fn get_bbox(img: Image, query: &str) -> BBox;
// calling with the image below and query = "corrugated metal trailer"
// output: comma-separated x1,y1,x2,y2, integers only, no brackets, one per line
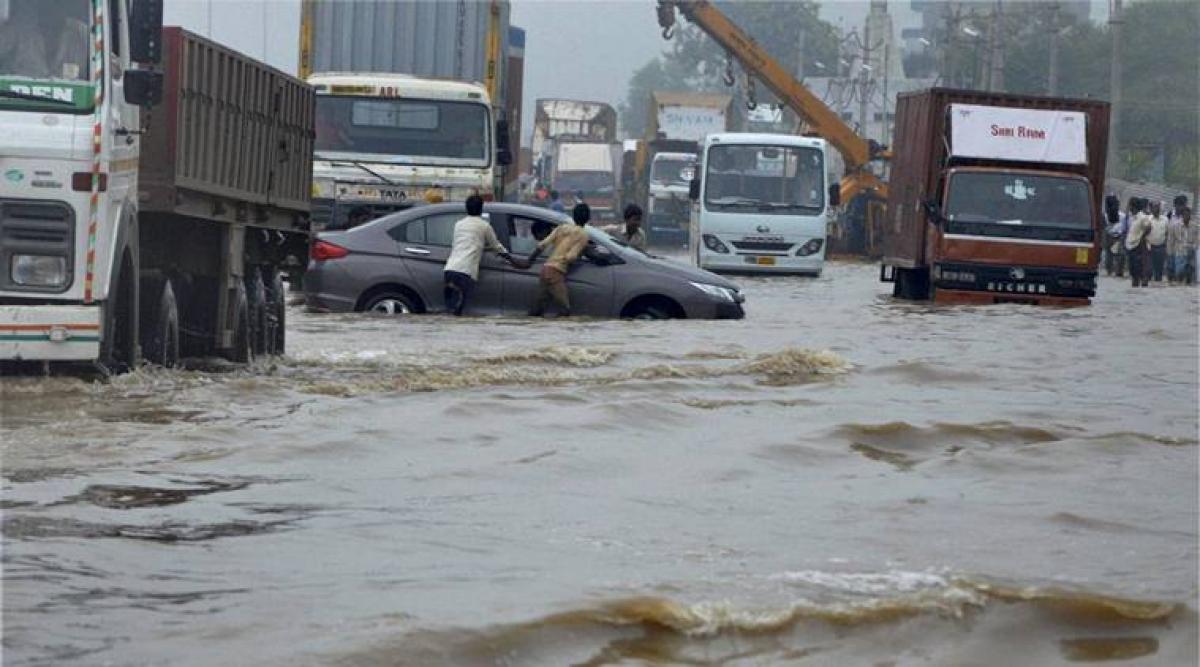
139,27,314,230
308,0,510,104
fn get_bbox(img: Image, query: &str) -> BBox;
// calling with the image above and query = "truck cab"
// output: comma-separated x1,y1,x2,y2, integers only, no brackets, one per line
309,73,511,229
690,133,831,276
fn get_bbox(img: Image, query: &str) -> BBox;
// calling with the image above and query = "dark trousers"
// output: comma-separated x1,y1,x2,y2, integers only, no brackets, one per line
1150,244,1167,281
1128,246,1150,286
443,270,475,316
1105,239,1125,276
529,265,570,316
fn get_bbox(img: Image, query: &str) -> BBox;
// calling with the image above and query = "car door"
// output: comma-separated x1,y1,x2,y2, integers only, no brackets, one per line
388,212,504,314
499,214,616,316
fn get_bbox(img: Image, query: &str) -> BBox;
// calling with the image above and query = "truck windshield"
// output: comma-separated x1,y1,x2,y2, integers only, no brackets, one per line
0,0,91,109
555,171,613,193
945,172,1092,229
704,144,824,214
314,96,490,167
651,158,693,186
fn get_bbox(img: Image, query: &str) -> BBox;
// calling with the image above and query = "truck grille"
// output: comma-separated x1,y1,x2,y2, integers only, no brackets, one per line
0,199,75,293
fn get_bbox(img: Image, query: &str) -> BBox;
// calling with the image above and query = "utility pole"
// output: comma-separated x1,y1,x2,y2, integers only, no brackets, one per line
1047,2,1060,95
1108,0,1123,178
989,0,1005,92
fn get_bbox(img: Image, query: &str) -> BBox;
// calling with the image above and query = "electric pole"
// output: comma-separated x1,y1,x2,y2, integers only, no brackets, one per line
1047,2,1060,95
1108,0,1123,178
989,0,1005,92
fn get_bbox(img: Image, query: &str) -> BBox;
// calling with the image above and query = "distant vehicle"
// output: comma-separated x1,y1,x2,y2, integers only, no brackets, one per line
646,151,697,247
552,142,619,220
691,133,833,276
304,203,745,319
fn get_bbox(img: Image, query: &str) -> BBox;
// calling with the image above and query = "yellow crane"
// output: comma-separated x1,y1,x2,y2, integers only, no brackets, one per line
656,1,889,224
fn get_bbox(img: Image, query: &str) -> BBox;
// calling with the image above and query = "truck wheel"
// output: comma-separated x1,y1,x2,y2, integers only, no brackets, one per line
99,253,138,374
225,282,252,364
246,270,269,357
141,276,180,368
265,268,286,355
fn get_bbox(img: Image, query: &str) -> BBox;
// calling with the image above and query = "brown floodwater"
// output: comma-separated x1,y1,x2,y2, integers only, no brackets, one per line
2,261,1197,666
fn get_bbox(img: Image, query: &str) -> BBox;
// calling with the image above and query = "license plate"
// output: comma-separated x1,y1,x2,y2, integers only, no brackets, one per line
755,256,776,266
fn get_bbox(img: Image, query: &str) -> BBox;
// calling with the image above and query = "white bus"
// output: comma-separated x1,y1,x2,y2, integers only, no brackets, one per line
691,133,832,276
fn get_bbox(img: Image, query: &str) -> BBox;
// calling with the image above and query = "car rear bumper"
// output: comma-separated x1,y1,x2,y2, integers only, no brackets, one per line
0,305,101,361
700,253,824,275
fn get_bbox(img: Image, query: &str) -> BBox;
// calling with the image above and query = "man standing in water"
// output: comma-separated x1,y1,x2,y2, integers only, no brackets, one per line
442,195,519,316
1125,198,1152,287
622,203,647,251
521,203,593,316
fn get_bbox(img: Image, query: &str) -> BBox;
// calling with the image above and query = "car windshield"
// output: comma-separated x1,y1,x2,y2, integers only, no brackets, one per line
314,95,490,167
651,157,694,186
945,172,1092,229
704,144,824,214
0,0,92,109
555,171,613,193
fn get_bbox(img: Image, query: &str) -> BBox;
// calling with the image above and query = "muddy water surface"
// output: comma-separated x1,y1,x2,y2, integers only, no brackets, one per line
2,262,1197,666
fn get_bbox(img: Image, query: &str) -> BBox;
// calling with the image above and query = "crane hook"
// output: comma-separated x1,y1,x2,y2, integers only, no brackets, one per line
722,53,736,87
656,1,676,40
745,76,758,110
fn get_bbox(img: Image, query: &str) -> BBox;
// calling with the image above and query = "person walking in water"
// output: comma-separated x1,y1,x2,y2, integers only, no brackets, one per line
622,203,647,251
1124,198,1152,288
549,190,566,214
521,203,594,316
1147,201,1169,283
442,195,519,316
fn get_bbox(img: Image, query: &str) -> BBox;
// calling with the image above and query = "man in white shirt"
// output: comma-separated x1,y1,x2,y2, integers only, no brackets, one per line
1124,198,1152,287
1147,201,1170,282
443,195,518,315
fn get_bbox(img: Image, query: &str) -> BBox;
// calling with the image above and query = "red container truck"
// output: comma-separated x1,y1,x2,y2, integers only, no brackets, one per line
881,88,1110,306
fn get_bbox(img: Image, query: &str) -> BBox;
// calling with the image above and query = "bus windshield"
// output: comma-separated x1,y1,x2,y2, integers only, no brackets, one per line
315,95,490,168
945,172,1092,229
704,144,824,214
651,156,694,186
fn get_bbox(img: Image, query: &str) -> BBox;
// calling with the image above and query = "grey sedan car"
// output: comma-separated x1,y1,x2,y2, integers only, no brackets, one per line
304,203,745,319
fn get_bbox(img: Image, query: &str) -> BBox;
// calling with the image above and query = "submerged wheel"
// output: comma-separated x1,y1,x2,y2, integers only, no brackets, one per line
265,268,286,355
225,281,252,363
364,291,417,315
247,270,269,357
140,276,180,368
99,252,138,374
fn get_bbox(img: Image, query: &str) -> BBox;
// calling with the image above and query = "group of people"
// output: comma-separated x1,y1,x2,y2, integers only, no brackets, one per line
440,196,650,317
1104,194,1196,287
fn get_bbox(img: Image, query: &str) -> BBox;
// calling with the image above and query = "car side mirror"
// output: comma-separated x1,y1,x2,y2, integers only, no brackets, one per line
828,183,841,208
130,0,164,65
124,69,164,107
688,178,700,201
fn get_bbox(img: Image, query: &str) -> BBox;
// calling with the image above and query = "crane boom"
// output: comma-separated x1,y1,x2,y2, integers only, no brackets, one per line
658,0,884,174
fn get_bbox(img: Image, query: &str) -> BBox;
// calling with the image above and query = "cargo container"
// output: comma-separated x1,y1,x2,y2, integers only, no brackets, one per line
1,0,314,370
530,99,618,161
648,91,733,143
880,88,1109,306
502,26,526,198
306,0,511,104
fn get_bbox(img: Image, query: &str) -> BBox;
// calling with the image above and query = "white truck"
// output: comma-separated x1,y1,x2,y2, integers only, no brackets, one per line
552,142,618,220
0,0,314,371
308,73,513,230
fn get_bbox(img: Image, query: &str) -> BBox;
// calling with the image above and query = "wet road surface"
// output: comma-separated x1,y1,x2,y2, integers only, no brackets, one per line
2,261,1197,666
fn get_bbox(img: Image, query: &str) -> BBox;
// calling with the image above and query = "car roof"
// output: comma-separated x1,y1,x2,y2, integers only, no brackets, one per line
389,202,573,221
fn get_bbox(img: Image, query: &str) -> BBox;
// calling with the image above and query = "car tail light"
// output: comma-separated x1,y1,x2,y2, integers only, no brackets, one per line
311,239,349,261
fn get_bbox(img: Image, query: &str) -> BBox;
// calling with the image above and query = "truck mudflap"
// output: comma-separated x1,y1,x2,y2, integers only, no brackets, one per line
0,305,102,361
932,288,1090,307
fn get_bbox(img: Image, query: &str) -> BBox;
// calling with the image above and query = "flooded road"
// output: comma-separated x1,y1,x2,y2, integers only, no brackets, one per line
2,261,1197,666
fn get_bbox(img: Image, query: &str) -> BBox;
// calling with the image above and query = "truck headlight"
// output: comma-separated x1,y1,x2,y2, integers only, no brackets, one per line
312,178,336,198
689,281,737,302
11,255,68,287
796,238,824,256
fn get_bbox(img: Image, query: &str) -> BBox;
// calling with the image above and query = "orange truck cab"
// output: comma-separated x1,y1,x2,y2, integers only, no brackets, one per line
881,89,1110,306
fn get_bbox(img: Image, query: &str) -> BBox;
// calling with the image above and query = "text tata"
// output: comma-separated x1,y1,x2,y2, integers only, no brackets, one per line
990,124,1047,140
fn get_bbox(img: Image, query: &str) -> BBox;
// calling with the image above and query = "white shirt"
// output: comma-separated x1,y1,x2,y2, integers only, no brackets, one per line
1146,215,1169,247
443,216,506,281
1125,213,1153,250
